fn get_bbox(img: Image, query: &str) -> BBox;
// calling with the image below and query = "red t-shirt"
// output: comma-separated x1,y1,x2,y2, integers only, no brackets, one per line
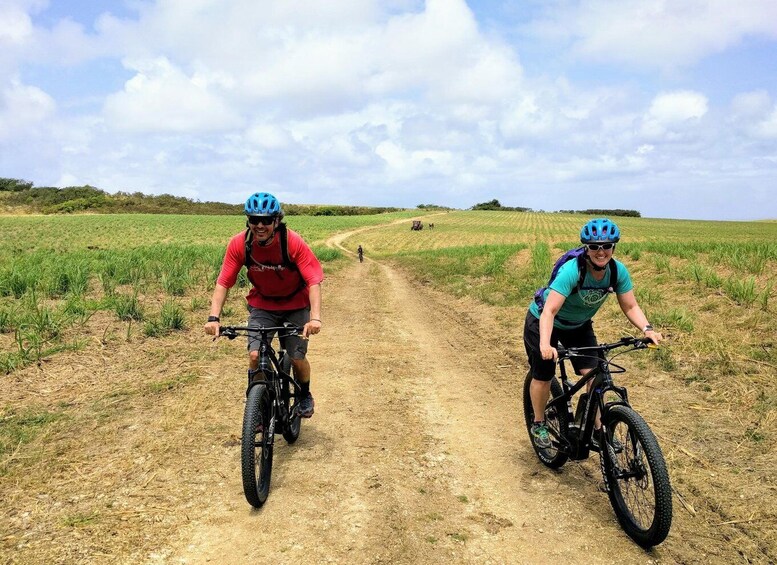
217,227,324,310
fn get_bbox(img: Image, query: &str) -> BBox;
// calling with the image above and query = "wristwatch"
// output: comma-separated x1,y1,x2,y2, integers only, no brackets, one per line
207,315,220,323
643,324,654,332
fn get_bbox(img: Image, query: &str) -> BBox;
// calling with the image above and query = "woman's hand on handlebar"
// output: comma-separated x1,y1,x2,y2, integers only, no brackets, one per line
540,343,558,362
644,328,663,346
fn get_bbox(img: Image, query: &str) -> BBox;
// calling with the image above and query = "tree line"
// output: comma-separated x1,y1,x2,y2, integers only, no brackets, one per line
472,198,640,217
0,178,403,216
0,178,640,217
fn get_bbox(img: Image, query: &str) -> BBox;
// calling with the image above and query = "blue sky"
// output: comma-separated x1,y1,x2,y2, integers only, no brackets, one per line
2,0,777,220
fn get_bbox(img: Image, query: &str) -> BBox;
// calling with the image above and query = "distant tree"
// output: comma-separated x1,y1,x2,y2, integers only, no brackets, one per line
558,208,641,218
471,199,531,212
472,199,502,210
0,178,34,192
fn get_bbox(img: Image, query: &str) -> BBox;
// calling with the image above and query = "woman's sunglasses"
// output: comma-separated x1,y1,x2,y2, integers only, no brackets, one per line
247,216,276,226
586,243,615,251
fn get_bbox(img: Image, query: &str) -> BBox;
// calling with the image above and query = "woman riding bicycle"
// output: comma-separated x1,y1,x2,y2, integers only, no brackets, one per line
523,218,662,449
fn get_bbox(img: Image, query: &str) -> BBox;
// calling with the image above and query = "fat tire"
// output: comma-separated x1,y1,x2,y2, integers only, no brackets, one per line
602,405,672,547
242,384,272,508
522,371,570,469
280,353,301,444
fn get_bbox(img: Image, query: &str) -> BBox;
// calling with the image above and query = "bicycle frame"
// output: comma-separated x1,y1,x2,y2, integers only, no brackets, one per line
221,325,303,443
546,339,639,460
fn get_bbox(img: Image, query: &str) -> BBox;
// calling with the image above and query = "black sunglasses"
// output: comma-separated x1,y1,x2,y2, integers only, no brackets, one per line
247,216,276,226
586,243,615,251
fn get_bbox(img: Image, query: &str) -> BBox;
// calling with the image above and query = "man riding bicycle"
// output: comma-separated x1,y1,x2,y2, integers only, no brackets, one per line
204,192,324,418
523,219,662,448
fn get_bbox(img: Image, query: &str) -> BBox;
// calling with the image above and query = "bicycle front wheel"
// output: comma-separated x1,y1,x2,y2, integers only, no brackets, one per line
522,371,569,469
242,384,273,508
602,405,672,547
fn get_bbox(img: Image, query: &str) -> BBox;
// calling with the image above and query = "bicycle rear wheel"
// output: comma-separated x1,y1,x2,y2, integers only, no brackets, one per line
242,384,273,508
602,405,672,547
522,371,569,468
280,353,301,444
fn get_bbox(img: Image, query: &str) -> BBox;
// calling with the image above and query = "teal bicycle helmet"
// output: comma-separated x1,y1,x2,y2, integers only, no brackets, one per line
580,218,620,243
244,192,282,217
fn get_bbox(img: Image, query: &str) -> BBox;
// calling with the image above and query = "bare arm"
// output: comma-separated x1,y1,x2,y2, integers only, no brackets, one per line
539,290,566,361
204,283,229,336
616,290,662,344
303,283,322,338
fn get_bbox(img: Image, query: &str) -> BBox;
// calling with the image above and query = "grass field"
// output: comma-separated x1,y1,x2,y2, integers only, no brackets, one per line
2,210,776,561
0,212,419,373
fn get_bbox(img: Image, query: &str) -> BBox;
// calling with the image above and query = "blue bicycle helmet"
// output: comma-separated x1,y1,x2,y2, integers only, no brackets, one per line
244,192,282,217
580,218,620,243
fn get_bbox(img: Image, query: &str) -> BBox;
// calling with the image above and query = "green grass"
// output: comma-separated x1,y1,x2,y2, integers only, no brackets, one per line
61,512,100,528
392,243,529,305
2,211,776,387
0,408,65,459
145,373,198,394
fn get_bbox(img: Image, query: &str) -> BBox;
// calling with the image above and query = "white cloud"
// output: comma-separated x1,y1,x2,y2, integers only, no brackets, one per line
0,5,34,44
0,78,56,140
731,90,772,118
648,91,708,123
244,123,295,150
729,90,777,139
531,0,777,70
754,108,777,138
641,90,708,138
103,57,242,132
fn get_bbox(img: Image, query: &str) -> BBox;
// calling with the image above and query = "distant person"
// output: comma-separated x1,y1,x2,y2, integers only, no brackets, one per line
357,245,364,263
204,192,324,418
524,218,662,449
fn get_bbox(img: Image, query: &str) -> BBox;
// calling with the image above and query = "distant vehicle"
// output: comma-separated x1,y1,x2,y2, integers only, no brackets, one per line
411,220,423,231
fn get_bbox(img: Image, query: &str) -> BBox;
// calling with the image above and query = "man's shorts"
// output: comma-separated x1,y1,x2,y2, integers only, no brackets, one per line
247,306,310,360
523,310,598,382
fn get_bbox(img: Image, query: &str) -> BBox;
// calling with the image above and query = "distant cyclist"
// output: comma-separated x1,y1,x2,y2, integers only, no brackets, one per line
357,245,364,263
524,218,662,448
204,192,324,418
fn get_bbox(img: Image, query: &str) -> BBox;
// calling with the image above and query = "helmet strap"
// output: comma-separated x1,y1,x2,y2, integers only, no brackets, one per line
585,254,607,272
256,225,276,246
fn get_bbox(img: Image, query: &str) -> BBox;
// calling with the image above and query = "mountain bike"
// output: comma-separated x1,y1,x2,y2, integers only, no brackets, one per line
522,336,672,547
219,324,304,508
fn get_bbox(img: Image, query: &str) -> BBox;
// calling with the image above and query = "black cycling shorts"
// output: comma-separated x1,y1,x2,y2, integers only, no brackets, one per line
523,310,598,382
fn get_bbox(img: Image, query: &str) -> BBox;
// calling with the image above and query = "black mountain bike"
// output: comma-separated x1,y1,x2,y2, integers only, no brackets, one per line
522,336,672,547
219,324,304,508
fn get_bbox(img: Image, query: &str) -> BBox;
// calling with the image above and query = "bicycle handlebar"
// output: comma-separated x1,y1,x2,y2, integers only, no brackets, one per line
556,336,653,360
218,324,304,340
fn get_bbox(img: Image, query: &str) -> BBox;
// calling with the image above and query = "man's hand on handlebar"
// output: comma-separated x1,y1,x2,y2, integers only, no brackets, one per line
303,319,322,339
